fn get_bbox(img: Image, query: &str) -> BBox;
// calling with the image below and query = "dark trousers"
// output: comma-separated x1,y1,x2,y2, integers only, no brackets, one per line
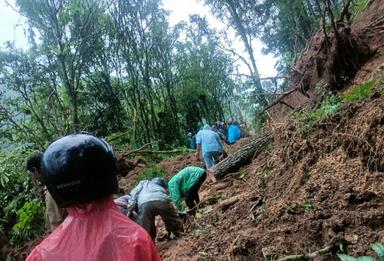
137,199,182,240
185,172,207,214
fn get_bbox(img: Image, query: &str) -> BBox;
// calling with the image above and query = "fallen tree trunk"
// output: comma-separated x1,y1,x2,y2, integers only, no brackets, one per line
212,132,273,179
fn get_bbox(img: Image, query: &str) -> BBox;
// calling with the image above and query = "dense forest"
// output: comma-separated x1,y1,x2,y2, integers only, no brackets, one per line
0,0,376,258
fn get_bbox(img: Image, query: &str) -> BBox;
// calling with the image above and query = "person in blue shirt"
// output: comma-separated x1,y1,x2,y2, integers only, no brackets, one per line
227,119,241,144
196,124,225,169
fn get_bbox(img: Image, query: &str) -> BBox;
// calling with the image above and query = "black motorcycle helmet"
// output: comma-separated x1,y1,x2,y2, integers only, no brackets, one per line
42,134,118,208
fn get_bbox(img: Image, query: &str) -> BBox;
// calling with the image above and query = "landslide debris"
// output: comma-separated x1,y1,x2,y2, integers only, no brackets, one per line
156,1,384,260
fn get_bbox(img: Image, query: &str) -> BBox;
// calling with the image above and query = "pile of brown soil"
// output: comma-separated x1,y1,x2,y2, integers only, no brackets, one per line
116,155,148,192
158,154,204,175
158,89,384,261
157,2,384,260
269,0,384,121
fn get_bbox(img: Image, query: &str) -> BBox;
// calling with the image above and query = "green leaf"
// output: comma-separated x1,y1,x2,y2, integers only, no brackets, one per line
238,171,247,178
371,243,384,260
302,202,313,212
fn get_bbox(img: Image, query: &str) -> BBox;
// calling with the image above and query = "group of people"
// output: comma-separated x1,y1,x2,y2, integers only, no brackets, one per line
187,119,242,150
187,119,242,171
25,133,212,261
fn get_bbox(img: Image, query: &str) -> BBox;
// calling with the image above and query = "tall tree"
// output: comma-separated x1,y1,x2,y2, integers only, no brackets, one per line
0,45,68,146
16,0,108,131
174,16,235,131
202,0,268,107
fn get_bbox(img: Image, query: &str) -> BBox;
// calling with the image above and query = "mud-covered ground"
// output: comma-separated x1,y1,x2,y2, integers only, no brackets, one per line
154,2,384,260
155,92,384,261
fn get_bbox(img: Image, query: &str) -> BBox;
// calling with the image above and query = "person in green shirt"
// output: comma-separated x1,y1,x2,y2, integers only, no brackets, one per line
168,166,207,218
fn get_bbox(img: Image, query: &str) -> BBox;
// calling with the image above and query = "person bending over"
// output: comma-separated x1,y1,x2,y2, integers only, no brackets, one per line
168,166,207,218
115,177,182,241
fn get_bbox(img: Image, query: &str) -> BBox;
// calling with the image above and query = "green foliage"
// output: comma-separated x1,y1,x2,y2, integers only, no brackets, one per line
1,0,239,151
380,80,384,95
337,242,384,261
237,170,248,179
214,191,226,202
256,166,273,188
106,132,133,152
286,204,298,215
294,81,375,135
343,80,374,102
175,16,235,132
302,201,313,212
253,110,268,134
0,167,10,187
294,94,342,135
141,149,191,165
11,199,44,246
134,165,167,186
285,201,313,214
351,0,372,18
0,147,44,247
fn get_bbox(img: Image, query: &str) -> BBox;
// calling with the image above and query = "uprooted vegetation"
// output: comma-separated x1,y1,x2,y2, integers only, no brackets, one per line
156,1,384,260
270,0,384,118
157,81,384,260
3,1,383,260
293,79,377,135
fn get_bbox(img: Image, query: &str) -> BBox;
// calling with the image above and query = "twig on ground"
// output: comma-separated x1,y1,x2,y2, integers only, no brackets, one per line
277,245,335,261
334,132,375,152
241,176,258,191
279,100,295,110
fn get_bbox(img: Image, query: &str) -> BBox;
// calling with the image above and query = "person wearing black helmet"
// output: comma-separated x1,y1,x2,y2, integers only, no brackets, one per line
26,134,161,261
116,177,183,241
26,152,67,232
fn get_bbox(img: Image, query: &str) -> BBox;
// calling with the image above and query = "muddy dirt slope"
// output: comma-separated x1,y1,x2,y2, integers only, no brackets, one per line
156,2,384,260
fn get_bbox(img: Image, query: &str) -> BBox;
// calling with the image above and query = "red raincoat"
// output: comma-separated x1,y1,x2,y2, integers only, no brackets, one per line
27,197,162,261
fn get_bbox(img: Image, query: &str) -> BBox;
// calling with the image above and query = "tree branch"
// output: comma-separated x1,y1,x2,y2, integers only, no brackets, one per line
120,141,159,157
339,0,352,23
256,87,300,115
277,245,335,261
325,0,340,39
279,100,294,110
4,0,20,14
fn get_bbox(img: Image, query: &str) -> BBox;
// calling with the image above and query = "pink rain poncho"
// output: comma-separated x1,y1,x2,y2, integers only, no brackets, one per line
26,197,162,261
